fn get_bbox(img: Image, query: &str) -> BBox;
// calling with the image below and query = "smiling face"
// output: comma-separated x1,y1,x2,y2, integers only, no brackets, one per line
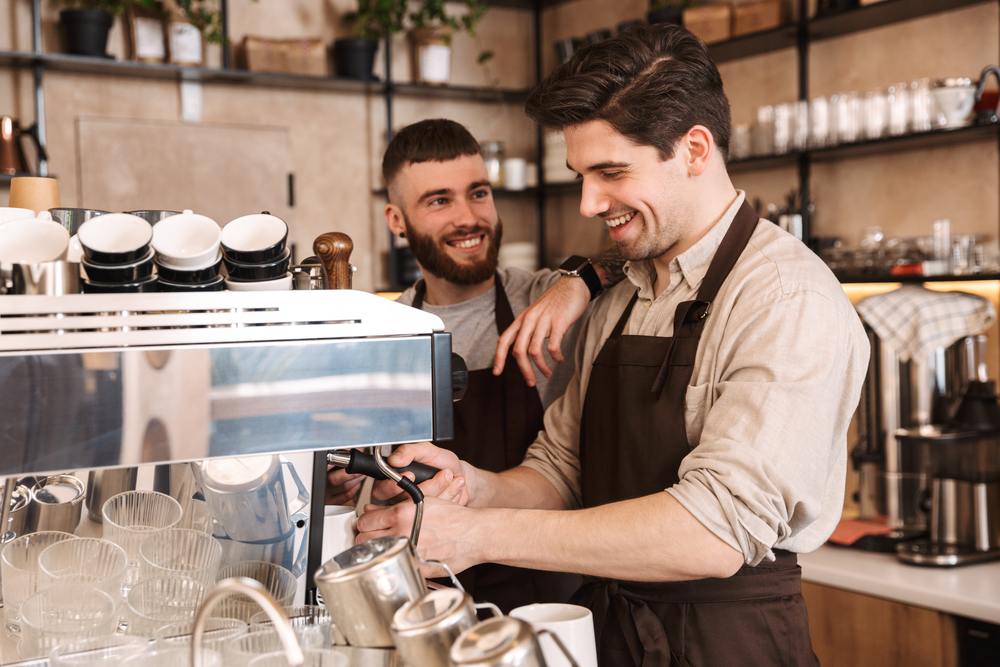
388,154,502,286
565,120,695,265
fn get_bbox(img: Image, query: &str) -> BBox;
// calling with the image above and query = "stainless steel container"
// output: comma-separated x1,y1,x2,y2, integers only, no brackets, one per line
391,587,485,667
123,210,180,225
314,536,426,648
930,478,1000,551
10,261,79,296
1,483,32,538
27,474,85,533
48,208,109,236
86,467,138,524
450,617,550,667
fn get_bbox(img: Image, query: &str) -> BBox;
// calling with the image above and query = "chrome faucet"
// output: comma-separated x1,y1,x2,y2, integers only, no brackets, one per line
191,577,304,667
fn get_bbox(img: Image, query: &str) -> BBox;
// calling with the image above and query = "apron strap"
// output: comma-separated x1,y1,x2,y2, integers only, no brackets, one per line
574,579,672,667
649,200,760,396
610,291,641,340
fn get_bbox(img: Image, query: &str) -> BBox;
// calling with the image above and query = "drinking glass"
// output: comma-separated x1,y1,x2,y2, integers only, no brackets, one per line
49,635,149,666
250,605,340,648
887,82,910,135
38,538,127,615
835,92,861,144
121,647,222,667
863,90,888,140
249,648,348,667
124,575,206,638
154,617,247,651
1,530,78,635
139,528,222,590
773,103,793,155
910,78,934,132
18,584,117,658
792,100,810,151
102,491,182,589
223,629,289,664
213,561,297,622
810,96,831,148
753,105,774,155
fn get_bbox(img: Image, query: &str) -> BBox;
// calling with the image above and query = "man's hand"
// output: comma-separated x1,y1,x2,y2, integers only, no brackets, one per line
325,467,365,506
494,276,590,385
371,442,472,506
356,496,481,577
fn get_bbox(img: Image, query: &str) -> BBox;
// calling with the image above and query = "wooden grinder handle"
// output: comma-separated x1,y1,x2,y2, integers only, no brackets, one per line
313,232,354,290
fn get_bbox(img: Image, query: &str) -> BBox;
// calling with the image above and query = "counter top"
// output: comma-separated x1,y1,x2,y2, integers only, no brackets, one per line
799,545,1000,624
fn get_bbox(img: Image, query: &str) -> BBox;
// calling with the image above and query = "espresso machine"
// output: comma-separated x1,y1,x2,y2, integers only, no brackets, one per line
0,287,457,617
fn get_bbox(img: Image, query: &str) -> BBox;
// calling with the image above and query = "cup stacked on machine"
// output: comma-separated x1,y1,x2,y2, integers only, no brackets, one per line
152,210,224,292
78,213,158,293
221,213,293,291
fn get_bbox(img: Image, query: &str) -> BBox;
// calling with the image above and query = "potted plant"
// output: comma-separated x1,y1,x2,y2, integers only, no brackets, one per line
335,0,407,80
647,0,698,27
57,0,128,57
408,0,490,86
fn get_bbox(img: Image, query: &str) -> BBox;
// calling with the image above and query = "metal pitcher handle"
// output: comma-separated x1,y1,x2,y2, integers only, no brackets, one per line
279,455,310,516
289,510,310,578
537,629,582,667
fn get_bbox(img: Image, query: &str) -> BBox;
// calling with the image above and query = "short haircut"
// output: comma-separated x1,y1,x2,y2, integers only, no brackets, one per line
382,119,482,195
524,24,731,162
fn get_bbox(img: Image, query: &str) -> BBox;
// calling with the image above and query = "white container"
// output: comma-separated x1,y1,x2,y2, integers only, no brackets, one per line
152,209,221,269
0,211,70,264
509,603,598,667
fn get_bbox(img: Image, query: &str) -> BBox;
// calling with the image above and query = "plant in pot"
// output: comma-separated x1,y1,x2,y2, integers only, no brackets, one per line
335,0,407,81
647,0,699,27
408,0,491,86
57,0,129,58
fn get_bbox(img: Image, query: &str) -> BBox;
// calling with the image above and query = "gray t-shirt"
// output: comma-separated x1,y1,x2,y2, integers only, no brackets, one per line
397,268,584,409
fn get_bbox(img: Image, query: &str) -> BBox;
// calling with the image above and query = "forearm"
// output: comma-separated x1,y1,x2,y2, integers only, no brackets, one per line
468,491,743,581
464,464,566,511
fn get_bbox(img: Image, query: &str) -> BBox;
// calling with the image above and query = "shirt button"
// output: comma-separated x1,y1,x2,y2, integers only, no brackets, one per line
643,300,652,308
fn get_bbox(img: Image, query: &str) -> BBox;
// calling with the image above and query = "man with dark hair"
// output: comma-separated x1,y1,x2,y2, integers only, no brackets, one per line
329,118,624,612
357,26,868,665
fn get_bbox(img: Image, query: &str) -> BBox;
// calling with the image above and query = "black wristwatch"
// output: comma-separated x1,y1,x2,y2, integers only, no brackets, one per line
558,255,602,300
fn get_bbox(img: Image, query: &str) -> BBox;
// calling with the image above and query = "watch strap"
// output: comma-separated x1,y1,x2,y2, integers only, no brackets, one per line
559,255,602,300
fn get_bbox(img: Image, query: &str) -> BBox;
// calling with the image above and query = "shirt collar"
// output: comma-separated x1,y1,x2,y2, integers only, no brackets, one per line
624,190,747,299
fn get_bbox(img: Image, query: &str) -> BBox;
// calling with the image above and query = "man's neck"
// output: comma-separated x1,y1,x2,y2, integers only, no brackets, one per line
421,272,496,306
651,182,739,299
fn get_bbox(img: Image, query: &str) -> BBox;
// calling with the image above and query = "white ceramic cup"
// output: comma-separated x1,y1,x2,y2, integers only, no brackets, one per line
0,207,35,225
503,158,527,191
931,85,976,128
322,506,357,563
509,603,598,667
0,212,70,265
224,273,293,291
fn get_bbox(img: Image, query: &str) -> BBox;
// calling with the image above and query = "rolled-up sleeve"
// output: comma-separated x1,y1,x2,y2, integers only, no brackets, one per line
667,287,867,565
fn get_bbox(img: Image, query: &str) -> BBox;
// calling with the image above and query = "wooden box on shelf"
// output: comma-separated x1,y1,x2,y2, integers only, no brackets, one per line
240,36,328,76
683,4,733,45
732,0,785,37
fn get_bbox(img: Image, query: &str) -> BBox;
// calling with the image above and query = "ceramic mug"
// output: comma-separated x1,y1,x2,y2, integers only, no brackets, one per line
510,603,598,667
322,505,357,563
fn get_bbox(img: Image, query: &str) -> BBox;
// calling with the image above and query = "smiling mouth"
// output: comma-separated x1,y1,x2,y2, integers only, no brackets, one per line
447,234,485,250
606,211,636,228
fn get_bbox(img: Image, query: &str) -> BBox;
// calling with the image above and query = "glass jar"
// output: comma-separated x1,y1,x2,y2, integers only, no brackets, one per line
480,141,505,188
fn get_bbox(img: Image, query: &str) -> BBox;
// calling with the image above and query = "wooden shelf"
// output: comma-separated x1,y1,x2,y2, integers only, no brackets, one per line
391,82,530,103
727,122,998,172
836,272,1000,284
808,0,989,42
0,173,36,185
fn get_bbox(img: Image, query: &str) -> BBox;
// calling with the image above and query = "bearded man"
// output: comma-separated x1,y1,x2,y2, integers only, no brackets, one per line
326,118,623,612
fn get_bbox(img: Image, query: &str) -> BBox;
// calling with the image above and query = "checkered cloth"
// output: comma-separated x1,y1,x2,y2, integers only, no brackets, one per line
856,285,996,362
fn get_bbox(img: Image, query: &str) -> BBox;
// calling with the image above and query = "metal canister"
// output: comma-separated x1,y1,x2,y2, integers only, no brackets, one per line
86,467,138,524
450,617,548,667
2,483,32,538
28,474,85,533
314,536,426,648
391,587,481,667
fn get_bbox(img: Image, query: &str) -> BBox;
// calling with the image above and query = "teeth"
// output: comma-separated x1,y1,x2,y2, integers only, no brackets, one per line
452,237,482,249
606,212,636,228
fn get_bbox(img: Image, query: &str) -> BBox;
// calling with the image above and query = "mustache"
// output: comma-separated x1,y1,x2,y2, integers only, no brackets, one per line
442,226,492,243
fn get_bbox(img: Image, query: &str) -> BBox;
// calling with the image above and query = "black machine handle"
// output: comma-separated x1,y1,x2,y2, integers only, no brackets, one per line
327,449,439,485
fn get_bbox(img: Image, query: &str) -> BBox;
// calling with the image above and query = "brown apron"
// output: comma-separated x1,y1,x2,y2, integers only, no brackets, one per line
574,201,818,666
413,277,582,613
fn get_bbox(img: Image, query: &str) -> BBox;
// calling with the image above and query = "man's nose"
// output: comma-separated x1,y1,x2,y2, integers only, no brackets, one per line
454,196,481,227
579,178,611,219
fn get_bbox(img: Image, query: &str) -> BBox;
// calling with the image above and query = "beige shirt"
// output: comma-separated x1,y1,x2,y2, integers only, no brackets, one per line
521,192,869,566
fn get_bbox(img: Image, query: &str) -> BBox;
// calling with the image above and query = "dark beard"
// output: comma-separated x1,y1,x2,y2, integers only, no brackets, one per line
404,215,502,286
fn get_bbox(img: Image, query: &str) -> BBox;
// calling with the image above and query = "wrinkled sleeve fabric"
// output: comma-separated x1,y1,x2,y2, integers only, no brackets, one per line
667,284,866,565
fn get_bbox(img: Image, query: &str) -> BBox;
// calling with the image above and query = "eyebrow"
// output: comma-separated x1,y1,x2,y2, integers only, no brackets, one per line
417,181,492,203
566,160,632,174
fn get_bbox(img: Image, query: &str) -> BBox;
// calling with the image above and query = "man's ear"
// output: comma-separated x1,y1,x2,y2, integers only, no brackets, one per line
683,125,714,177
385,203,406,237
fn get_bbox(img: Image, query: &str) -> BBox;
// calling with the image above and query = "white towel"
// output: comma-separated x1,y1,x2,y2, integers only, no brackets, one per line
856,285,996,362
